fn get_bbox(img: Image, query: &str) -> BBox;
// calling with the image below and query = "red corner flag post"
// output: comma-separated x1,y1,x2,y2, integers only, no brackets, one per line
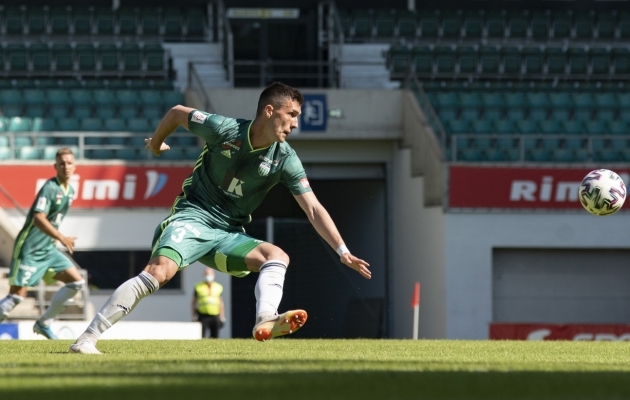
412,281,421,340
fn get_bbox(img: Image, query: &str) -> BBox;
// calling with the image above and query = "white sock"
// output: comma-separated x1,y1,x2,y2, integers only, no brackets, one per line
0,294,24,322
77,271,159,344
38,280,85,327
255,260,287,322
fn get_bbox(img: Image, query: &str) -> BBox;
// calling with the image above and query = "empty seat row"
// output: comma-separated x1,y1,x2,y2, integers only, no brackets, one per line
0,89,183,106
0,6,206,40
449,148,625,163
0,145,200,161
444,118,628,135
339,8,630,41
391,45,630,76
430,91,630,108
0,43,165,73
420,79,627,92
0,77,174,90
0,116,175,133
451,136,630,150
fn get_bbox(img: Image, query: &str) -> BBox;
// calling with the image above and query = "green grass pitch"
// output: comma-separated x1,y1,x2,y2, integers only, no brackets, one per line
1,339,630,400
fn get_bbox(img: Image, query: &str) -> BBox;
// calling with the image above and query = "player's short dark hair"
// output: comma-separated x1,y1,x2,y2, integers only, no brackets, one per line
256,82,304,116
56,147,75,160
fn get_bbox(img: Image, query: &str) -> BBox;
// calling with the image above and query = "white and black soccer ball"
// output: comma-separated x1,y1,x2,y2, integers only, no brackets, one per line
579,169,626,216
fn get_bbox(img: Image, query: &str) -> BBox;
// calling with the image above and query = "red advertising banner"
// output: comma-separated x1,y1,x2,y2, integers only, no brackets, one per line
450,165,630,209
490,323,630,341
0,165,194,209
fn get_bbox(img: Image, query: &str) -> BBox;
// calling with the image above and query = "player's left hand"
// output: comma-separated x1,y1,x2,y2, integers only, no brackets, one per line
145,138,170,155
340,253,371,279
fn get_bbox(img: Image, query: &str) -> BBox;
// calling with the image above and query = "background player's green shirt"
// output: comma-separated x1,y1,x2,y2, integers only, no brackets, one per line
180,110,312,230
13,177,74,261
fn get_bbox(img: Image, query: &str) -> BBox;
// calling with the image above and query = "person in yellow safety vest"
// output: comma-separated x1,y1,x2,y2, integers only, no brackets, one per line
192,268,225,338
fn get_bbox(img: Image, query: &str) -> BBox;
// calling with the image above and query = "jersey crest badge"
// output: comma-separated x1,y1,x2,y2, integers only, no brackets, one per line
258,162,271,176
191,111,206,124
221,149,231,158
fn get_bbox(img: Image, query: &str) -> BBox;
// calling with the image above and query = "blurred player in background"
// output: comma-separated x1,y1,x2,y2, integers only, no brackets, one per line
192,267,225,338
70,82,370,354
0,148,84,339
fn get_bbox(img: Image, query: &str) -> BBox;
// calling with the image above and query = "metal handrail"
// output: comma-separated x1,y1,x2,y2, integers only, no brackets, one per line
217,0,234,86
406,74,448,151
188,62,214,112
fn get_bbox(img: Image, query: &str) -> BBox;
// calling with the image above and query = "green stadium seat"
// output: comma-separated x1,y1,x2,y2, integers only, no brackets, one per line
9,117,31,132
574,12,594,39
561,120,584,134
584,120,608,135
471,119,494,134
591,139,607,151
118,7,138,35
116,148,141,160
460,108,480,121
43,146,67,160
34,135,55,146
413,47,432,74
595,109,615,122
619,14,630,39
447,119,470,134
17,146,41,160
594,150,621,162
549,92,572,107
540,120,562,134
434,46,456,73
174,136,198,146
596,12,616,39
375,10,395,38
506,108,525,121
612,48,630,74
527,149,552,162
7,44,27,71
573,109,592,122
142,106,162,119
530,12,550,40
27,9,46,35
116,90,140,107
608,120,628,135
76,44,97,71
104,118,127,131
5,7,24,35
81,118,104,132
50,7,70,34
479,46,500,74
121,44,141,71
30,43,51,72
526,92,550,108
502,47,521,74
551,12,571,39
457,46,478,74
551,108,571,121
436,92,459,108
164,7,184,38
471,137,492,150
32,118,57,132
495,136,516,150
141,9,160,36
85,149,115,159
458,149,483,161
185,8,206,39
419,16,438,38
567,48,588,75
57,118,80,131
0,146,12,160
120,107,140,120
156,147,184,160
494,119,517,134
504,92,526,108
0,119,8,132
462,16,483,38
95,8,115,35
594,93,617,108
486,12,505,38
610,139,629,150
484,108,504,120
144,44,165,71
552,149,576,162
73,7,92,35
129,134,147,146
98,44,119,71
545,48,566,74
127,118,151,133
53,44,74,72
438,108,458,122
459,92,481,108
507,15,527,38
589,48,610,75
564,137,584,150
523,47,544,74
397,11,417,38
516,120,539,134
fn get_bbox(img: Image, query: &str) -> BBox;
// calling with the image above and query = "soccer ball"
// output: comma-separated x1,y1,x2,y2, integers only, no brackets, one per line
579,169,626,216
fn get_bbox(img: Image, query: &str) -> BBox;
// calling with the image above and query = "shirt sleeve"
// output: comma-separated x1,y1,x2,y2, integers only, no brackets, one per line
187,110,229,146
281,152,312,195
33,181,54,215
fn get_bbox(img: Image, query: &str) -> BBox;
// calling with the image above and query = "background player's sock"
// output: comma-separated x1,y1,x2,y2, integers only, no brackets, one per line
0,294,24,322
76,271,159,344
38,280,85,327
254,260,287,322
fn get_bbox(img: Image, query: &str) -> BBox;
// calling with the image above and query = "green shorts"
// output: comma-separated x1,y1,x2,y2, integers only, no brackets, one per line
9,249,74,287
150,210,263,277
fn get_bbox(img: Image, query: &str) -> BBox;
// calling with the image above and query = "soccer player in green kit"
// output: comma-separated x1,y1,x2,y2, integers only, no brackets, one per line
70,82,371,354
0,148,85,339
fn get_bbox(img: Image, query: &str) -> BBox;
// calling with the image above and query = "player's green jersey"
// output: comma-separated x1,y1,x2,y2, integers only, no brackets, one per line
13,177,74,261
171,110,312,231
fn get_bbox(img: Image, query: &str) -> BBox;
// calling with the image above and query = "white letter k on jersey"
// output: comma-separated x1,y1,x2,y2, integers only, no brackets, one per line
227,177,244,196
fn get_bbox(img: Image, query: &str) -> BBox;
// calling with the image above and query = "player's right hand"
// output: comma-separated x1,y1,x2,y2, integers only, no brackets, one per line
60,236,76,254
145,138,170,156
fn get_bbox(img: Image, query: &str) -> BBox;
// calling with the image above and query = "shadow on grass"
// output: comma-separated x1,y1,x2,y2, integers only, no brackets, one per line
2,370,630,400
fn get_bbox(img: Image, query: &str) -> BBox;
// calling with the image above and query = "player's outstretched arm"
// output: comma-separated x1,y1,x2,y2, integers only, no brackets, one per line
146,105,196,156
293,192,371,279
33,212,76,254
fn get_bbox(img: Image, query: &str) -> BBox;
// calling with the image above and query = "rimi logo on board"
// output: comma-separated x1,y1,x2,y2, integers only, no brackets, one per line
35,170,168,201
510,172,630,202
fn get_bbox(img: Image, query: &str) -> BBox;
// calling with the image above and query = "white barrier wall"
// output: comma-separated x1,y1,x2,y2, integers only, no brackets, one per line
15,321,201,340
445,212,630,339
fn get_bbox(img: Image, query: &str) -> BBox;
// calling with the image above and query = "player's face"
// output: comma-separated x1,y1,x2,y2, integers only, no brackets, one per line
271,99,301,142
55,154,76,181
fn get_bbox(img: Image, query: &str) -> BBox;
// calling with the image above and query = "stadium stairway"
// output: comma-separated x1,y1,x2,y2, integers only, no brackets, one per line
340,44,400,88
164,43,230,91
